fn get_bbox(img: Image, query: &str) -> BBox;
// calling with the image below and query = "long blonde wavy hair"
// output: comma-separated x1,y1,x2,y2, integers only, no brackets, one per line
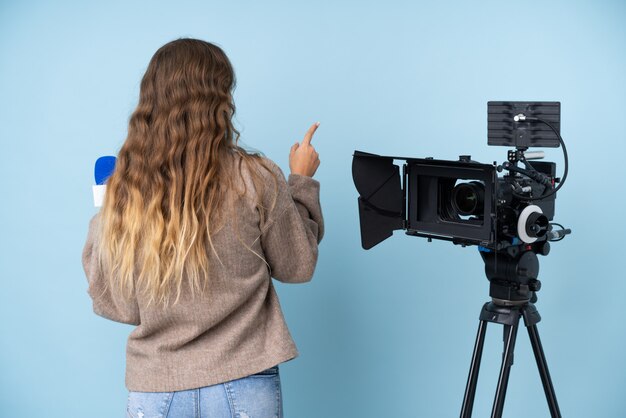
97,39,274,307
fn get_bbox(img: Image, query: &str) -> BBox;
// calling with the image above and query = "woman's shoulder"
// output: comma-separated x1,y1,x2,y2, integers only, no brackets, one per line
231,149,286,182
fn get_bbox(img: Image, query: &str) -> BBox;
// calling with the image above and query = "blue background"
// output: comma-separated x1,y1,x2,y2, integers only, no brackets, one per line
1,1,625,417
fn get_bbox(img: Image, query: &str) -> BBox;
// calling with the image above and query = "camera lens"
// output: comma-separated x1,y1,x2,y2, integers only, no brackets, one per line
451,182,485,216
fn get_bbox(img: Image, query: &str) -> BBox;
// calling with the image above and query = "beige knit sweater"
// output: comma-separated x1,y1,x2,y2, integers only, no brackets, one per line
81,156,323,392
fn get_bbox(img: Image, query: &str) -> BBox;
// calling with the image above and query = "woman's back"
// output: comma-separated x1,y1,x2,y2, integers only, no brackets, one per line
82,151,323,392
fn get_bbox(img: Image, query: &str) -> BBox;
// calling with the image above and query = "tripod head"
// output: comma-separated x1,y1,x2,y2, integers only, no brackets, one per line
480,242,550,306
480,241,551,306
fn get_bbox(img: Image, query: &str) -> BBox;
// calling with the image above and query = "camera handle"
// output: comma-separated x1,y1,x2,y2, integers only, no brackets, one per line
498,162,552,186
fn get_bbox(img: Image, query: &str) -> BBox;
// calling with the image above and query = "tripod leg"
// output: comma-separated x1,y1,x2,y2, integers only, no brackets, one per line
491,322,520,418
460,320,488,418
527,325,562,418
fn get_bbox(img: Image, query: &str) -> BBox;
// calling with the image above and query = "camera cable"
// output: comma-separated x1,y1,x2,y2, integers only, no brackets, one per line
509,115,569,201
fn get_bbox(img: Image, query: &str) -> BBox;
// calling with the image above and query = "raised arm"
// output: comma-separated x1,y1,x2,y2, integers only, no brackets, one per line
259,122,324,283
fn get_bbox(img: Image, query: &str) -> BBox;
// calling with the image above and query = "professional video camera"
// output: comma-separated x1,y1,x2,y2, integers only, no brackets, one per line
352,102,571,418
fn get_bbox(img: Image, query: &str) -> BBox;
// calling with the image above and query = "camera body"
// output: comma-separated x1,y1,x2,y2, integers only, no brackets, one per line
407,155,557,249
352,101,564,253
353,152,556,251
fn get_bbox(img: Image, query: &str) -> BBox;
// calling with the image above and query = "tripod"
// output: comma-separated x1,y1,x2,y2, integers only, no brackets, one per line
459,246,562,418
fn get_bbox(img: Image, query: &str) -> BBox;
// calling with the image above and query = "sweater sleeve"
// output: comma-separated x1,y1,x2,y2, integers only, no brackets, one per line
81,213,141,325
259,161,324,283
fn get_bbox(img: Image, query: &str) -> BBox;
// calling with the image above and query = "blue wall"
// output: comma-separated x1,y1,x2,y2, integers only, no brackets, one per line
1,1,624,417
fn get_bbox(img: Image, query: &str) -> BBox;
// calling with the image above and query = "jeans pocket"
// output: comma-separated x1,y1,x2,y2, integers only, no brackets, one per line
126,391,173,418
226,368,283,418
252,365,279,376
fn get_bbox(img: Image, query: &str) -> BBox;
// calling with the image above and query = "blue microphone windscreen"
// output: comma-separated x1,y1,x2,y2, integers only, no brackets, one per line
95,156,117,185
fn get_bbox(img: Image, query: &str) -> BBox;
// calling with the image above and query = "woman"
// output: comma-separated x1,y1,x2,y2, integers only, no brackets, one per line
81,38,323,418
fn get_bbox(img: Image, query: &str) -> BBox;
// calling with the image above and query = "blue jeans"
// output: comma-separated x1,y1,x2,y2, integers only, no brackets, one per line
126,366,283,418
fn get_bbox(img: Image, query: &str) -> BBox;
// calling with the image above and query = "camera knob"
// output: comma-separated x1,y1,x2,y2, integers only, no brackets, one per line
529,280,542,292
538,241,551,256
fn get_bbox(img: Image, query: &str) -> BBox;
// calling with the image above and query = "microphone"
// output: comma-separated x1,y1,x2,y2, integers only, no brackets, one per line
93,156,116,207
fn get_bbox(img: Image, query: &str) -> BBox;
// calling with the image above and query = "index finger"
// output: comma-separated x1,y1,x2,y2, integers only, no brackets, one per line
302,122,320,146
